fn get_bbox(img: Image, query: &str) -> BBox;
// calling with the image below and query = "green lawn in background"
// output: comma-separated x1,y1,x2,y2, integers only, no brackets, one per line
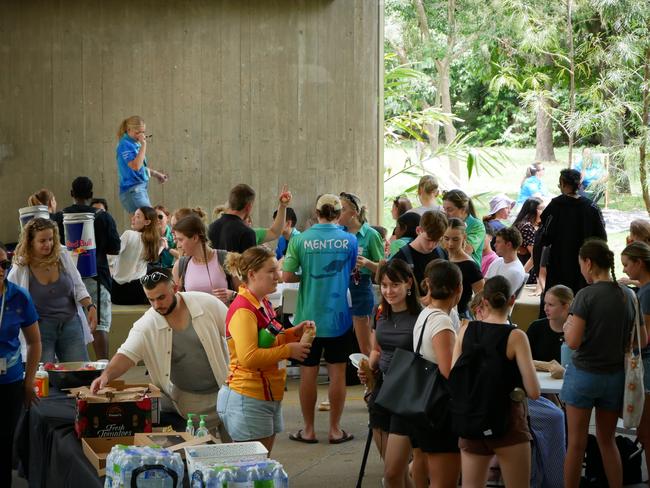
382,145,646,276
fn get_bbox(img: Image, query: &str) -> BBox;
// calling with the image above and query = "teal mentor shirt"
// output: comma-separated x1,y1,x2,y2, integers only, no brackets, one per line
283,223,357,337
464,214,485,267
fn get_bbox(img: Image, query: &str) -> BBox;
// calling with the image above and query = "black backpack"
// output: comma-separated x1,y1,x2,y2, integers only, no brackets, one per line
583,434,642,487
448,321,517,439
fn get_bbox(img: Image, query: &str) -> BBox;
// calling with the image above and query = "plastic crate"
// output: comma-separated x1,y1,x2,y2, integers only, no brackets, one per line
184,441,268,477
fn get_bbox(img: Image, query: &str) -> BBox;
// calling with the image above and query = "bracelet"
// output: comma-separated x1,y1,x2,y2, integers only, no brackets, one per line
85,303,96,312
230,291,237,301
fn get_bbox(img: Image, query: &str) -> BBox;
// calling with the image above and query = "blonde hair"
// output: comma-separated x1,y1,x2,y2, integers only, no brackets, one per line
339,192,367,224
14,218,62,269
418,175,439,195
117,115,145,139
28,189,55,208
630,219,650,244
173,207,207,223
212,204,228,220
224,246,274,283
546,285,574,305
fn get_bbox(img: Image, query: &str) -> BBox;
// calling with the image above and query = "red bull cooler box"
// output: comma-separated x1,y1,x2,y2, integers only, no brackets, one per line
63,212,97,278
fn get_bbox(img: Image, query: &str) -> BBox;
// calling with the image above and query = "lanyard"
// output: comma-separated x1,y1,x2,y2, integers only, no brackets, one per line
0,287,6,329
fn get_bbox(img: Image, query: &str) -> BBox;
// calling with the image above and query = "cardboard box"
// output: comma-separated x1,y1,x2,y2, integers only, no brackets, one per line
135,432,218,454
82,436,134,477
69,381,161,438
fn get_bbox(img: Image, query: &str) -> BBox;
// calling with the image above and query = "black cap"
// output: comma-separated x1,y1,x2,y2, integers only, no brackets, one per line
71,176,93,199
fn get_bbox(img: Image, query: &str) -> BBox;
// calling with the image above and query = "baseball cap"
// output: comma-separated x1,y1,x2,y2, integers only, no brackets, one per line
316,194,342,211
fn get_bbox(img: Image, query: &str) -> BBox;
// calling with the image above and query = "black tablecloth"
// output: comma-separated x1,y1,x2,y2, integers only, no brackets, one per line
14,388,185,488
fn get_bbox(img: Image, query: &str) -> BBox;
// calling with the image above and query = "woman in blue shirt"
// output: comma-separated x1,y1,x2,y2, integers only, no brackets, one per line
0,241,41,487
116,116,168,214
516,162,549,206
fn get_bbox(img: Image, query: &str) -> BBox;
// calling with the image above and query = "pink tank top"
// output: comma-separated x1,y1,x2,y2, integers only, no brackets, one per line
183,252,228,294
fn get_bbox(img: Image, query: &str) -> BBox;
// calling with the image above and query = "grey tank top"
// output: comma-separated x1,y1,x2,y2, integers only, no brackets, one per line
29,268,77,321
170,317,219,394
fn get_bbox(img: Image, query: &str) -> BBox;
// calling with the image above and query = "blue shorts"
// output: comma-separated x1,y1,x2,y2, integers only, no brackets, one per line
119,182,151,214
349,274,374,316
216,386,284,441
560,364,625,411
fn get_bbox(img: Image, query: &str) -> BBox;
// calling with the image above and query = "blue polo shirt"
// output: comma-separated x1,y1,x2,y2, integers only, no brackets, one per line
275,228,301,260
517,176,548,205
116,133,149,193
283,224,357,338
0,281,39,384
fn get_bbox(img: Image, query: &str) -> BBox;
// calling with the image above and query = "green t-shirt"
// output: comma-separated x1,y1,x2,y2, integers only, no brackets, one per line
464,214,485,267
349,222,385,275
389,237,413,258
254,227,267,245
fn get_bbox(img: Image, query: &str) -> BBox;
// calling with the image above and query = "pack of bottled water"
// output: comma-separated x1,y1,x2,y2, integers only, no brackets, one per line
104,445,185,488
189,459,289,488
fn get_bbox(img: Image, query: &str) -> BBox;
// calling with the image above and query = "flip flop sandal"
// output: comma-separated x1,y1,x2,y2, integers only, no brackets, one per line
329,430,354,444
289,429,318,444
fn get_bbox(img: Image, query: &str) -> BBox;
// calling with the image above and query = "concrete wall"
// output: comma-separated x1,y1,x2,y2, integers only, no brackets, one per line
0,0,383,242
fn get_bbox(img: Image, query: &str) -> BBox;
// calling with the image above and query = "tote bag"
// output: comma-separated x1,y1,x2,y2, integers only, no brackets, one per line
623,293,645,429
374,311,450,428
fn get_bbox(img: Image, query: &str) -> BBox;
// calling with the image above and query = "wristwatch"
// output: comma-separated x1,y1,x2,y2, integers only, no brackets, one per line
85,303,96,312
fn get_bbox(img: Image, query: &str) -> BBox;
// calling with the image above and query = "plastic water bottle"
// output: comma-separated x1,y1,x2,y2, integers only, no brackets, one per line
271,463,289,488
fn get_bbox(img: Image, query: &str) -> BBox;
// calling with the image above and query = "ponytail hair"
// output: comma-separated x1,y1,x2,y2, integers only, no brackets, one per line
224,246,274,283
423,259,462,300
339,192,366,223
117,115,145,139
483,276,511,311
137,206,161,263
28,188,55,208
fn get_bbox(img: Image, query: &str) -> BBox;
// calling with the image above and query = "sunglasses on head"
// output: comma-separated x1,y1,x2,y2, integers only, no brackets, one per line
340,192,360,211
140,271,169,286
0,260,10,271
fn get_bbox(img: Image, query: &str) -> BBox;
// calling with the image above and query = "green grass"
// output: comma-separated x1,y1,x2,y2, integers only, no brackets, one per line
382,145,646,277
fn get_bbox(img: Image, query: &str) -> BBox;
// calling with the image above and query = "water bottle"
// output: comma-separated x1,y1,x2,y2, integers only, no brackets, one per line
271,463,289,488
258,322,282,348
560,341,574,370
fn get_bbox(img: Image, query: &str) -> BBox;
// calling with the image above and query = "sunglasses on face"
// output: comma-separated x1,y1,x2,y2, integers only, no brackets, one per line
0,260,10,271
140,271,168,286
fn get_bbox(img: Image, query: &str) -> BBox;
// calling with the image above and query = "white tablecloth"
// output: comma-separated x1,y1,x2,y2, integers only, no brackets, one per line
536,371,563,394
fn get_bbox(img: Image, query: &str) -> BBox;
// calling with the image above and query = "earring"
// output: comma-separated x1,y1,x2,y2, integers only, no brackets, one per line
407,289,412,296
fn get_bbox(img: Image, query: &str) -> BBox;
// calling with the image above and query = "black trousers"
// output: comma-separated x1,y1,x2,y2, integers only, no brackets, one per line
0,380,24,487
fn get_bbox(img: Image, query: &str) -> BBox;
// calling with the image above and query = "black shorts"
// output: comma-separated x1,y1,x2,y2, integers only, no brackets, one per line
368,374,412,436
301,328,354,366
407,410,459,454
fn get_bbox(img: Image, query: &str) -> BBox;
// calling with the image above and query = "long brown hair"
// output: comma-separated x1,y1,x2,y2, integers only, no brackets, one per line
28,189,55,208
137,206,161,263
14,218,61,269
376,259,421,317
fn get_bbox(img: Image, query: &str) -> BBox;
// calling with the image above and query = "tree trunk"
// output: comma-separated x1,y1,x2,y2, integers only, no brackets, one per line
640,46,650,215
437,60,459,175
535,95,556,162
566,0,576,167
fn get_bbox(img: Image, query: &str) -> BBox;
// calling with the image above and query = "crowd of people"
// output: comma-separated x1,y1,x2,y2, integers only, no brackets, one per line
1,114,649,488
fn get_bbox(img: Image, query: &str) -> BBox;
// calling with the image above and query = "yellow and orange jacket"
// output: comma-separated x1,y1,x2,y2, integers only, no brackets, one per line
225,287,299,401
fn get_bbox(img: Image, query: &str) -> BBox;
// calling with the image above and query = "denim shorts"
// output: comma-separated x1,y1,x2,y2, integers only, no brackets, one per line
82,278,111,333
119,182,151,214
560,364,625,411
349,274,374,316
216,386,284,441
39,314,90,363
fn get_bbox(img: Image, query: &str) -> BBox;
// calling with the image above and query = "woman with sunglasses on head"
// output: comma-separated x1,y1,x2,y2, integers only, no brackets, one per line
8,219,96,363
111,206,161,305
155,205,175,268
172,215,239,305
0,242,41,487
359,259,425,488
441,189,485,267
338,192,385,357
218,246,314,453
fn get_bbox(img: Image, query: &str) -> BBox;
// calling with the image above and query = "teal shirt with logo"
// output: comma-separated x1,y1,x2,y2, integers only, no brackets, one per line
347,222,385,276
283,223,357,337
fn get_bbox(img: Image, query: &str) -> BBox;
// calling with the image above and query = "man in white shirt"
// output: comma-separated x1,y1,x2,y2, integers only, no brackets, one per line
486,226,527,298
91,268,231,439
